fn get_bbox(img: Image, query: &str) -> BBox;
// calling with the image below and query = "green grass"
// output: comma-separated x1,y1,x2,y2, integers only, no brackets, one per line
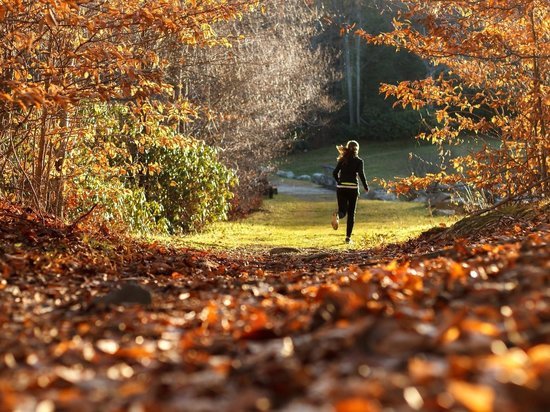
171,194,459,252
282,139,482,185
161,140,480,252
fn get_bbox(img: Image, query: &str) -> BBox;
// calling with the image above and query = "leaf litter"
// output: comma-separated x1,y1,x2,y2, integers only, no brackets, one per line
0,200,548,411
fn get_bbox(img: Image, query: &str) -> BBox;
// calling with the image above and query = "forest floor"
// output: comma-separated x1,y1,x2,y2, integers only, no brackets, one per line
0,199,549,412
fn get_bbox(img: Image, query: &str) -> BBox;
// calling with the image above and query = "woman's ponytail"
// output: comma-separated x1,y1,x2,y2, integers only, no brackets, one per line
336,140,359,162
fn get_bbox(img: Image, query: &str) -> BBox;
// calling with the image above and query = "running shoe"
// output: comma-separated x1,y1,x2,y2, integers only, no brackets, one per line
331,212,339,230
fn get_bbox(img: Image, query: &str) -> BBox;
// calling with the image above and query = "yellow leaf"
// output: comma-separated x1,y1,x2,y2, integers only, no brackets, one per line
385,260,399,271
449,380,494,412
461,319,500,337
449,262,466,278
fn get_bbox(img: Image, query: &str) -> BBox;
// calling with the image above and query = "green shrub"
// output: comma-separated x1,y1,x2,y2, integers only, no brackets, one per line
146,142,237,233
361,105,424,141
69,102,236,235
69,174,169,235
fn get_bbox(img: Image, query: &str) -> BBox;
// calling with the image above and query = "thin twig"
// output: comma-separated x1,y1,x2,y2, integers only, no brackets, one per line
9,131,45,221
68,203,99,230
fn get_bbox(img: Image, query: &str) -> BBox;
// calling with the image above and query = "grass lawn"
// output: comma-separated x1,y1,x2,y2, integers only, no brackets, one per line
173,194,459,252
282,139,482,185
168,140,481,252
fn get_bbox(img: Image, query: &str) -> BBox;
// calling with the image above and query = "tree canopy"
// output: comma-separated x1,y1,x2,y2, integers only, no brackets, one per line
360,0,549,199
0,0,332,229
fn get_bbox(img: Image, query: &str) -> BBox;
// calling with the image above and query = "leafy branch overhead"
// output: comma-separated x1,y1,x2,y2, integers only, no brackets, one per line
358,0,549,199
0,0,258,108
0,0,262,225
0,0,333,228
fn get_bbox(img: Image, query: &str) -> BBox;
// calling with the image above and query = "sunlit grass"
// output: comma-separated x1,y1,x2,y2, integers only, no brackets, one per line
160,139,479,252
170,194,459,252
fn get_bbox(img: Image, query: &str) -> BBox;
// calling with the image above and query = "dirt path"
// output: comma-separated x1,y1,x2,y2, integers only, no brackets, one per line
272,177,334,199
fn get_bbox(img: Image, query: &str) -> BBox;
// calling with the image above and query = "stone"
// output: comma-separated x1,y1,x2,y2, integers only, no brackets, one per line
365,189,397,201
311,173,325,185
408,190,427,201
427,192,452,208
276,170,295,179
296,175,311,181
412,195,428,203
95,282,152,306
433,209,456,216
311,173,335,187
364,189,380,200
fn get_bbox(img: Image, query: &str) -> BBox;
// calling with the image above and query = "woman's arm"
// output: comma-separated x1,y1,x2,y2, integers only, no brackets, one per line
358,159,369,191
333,161,342,183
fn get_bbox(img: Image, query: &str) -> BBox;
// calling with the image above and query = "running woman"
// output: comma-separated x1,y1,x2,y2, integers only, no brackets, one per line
331,140,369,243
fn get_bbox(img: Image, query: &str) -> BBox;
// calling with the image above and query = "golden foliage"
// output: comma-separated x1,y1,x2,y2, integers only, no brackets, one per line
0,0,258,215
359,0,549,200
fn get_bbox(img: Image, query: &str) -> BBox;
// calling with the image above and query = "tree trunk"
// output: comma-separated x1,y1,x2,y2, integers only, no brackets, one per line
344,31,355,126
529,6,548,194
355,12,363,125
34,108,48,207
51,110,70,219
33,34,53,209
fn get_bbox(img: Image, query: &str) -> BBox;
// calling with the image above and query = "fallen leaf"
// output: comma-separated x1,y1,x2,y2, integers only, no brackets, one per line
449,380,495,412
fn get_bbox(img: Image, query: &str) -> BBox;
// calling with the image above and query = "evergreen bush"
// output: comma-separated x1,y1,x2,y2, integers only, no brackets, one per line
146,142,237,233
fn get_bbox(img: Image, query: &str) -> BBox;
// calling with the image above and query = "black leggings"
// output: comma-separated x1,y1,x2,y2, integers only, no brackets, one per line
336,188,359,237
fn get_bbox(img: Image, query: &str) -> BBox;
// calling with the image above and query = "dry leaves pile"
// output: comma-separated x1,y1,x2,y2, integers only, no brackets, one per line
0,201,548,411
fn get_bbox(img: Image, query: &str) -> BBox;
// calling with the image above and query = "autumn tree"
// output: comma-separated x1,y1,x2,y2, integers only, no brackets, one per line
306,0,429,144
0,0,259,221
315,0,373,127
166,0,336,213
360,0,549,201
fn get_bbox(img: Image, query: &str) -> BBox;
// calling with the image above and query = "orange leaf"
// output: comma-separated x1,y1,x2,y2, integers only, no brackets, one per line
116,346,154,360
448,380,494,412
528,344,550,366
171,271,184,279
335,397,380,412
199,302,219,326
441,326,460,344
56,387,82,403
461,319,500,337
449,262,466,279
118,380,148,397
45,7,58,27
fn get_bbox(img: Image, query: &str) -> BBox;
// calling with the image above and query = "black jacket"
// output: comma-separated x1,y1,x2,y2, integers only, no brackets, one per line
333,156,369,191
